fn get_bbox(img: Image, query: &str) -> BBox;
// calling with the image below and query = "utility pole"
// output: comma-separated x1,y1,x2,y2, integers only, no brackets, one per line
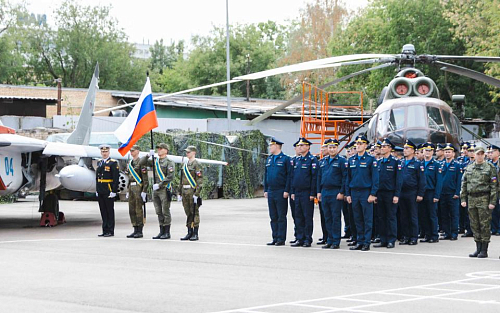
225,0,231,131
245,54,250,102
56,78,62,115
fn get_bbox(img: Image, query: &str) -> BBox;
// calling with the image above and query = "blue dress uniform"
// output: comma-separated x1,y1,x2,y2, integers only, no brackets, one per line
96,144,120,237
488,145,500,235
375,138,403,247
317,139,347,248
438,143,463,240
290,138,318,247
399,140,426,245
264,138,291,245
419,143,442,243
346,135,379,250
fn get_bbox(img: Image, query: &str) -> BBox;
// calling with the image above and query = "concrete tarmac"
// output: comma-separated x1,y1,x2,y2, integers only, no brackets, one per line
1,197,500,313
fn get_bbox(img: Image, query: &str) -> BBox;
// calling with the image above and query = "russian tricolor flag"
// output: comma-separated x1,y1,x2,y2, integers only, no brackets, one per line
115,77,158,156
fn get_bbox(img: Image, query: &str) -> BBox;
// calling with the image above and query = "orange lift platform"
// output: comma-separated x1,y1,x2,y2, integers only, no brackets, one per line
300,82,364,149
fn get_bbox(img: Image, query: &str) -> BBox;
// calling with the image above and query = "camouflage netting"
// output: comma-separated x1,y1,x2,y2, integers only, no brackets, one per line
136,130,268,199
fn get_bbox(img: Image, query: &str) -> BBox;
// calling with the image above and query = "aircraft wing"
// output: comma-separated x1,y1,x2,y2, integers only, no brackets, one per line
43,142,228,166
0,134,47,153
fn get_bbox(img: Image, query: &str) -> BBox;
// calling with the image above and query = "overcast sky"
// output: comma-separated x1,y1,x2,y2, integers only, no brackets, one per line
17,0,368,45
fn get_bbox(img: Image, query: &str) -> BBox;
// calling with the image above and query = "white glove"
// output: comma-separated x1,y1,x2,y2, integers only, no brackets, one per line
125,192,129,199
141,192,147,202
153,184,160,191
177,195,182,202
95,192,98,197
193,195,198,202
149,149,155,156
108,192,116,198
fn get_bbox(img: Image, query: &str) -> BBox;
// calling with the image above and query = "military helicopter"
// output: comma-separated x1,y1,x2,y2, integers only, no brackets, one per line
97,44,500,147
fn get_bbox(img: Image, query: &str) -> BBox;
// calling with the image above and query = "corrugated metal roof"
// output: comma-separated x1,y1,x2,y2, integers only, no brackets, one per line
111,92,364,118
0,95,58,103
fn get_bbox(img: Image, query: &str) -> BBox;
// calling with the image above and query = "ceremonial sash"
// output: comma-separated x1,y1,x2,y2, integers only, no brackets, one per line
155,158,171,189
183,163,196,188
128,160,142,185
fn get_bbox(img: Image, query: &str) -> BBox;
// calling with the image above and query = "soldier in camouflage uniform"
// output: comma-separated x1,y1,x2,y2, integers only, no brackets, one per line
179,146,203,241
149,143,175,240
460,146,498,258
126,145,149,238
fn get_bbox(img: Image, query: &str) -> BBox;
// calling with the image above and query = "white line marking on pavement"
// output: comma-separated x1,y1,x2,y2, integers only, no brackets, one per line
208,273,500,313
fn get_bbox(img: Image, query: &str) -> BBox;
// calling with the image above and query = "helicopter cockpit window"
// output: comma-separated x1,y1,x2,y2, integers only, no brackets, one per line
442,110,453,133
407,105,426,128
388,107,405,131
427,106,444,131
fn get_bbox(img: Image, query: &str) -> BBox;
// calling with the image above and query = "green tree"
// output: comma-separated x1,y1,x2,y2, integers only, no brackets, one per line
157,21,289,99
328,0,494,118
13,0,147,90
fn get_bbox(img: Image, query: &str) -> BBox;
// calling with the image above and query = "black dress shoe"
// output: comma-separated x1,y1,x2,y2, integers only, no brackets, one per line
302,242,312,247
450,237,458,241
289,239,298,244
103,233,113,237
419,238,429,243
440,236,451,240
275,241,285,246
317,239,327,245
98,233,106,237
361,244,370,251
461,232,473,238
372,238,381,243
331,244,340,249
347,241,358,246
350,244,363,250
387,242,395,249
399,239,409,245
373,243,387,248
341,234,350,239
428,239,439,243
346,237,354,243
267,241,277,246
291,241,303,247
408,240,417,245
322,244,332,249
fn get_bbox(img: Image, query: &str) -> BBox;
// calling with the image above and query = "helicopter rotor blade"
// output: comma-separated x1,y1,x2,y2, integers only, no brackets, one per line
234,54,395,81
433,55,500,63
435,61,500,88
247,62,394,126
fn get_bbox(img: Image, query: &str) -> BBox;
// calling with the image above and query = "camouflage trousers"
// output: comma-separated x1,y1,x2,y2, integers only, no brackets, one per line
468,195,492,243
153,188,171,226
182,187,200,228
128,185,144,227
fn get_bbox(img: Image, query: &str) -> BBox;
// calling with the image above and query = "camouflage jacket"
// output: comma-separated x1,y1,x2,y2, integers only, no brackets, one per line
147,156,175,189
460,161,498,205
127,156,149,192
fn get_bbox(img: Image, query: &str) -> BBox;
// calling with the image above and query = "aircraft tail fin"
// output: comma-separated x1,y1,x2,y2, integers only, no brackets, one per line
66,63,99,145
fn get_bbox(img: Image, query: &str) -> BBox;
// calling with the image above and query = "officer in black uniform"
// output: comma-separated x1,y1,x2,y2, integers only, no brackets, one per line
96,144,120,237
399,140,425,245
374,138,403,249
264,137,291,246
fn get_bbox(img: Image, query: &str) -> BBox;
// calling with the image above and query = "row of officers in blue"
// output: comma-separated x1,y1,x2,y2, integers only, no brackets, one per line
264,135,500,253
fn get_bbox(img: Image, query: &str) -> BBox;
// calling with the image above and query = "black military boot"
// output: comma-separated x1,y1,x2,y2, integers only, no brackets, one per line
180,227,193,240
127,227,137,238
134,226,143,238
152,226,164,239
160,225,171,239
190,227,199,241
478,242,489,258
469,241,482,257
